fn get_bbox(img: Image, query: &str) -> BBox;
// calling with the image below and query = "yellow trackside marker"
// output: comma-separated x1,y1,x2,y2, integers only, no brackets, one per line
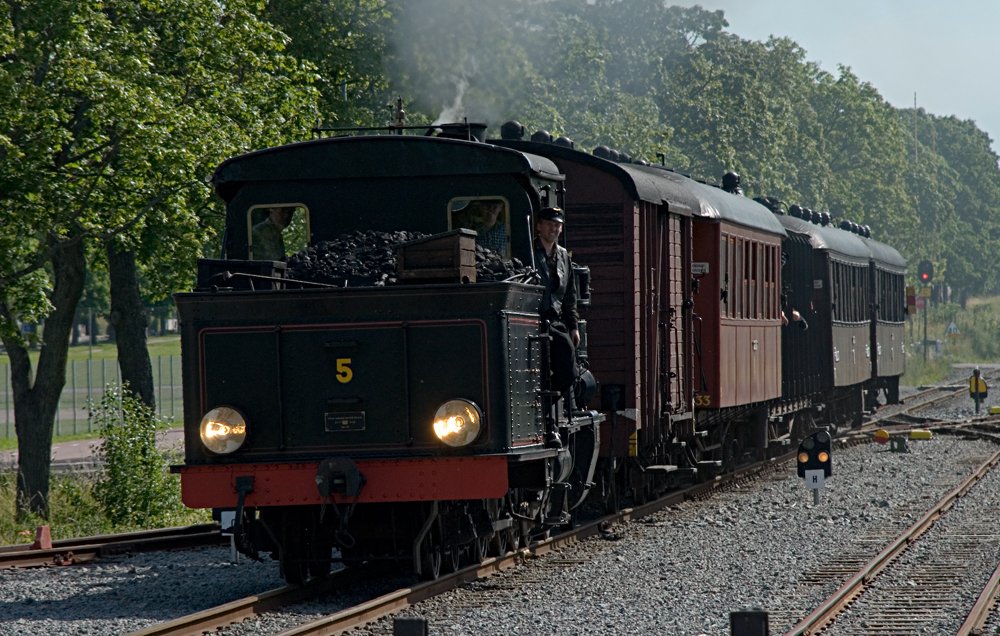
909,429,933,440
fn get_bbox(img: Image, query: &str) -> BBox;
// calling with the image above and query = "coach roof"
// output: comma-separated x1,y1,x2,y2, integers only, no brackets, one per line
778,215,871,262
493,139,786,236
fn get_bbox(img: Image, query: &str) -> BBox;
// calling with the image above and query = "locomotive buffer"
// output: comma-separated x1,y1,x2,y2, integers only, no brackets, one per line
797,430,832,504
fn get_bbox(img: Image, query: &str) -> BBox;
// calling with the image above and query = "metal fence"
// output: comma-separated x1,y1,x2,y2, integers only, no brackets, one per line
0,355,183,439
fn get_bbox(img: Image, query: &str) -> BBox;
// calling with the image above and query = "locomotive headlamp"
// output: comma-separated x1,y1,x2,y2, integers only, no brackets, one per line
432,399,483,447
199,406,248,454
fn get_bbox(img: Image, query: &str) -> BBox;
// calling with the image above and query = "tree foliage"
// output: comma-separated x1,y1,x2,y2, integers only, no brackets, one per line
6,0,1000,519
0,0,320,517
368,0,1000,296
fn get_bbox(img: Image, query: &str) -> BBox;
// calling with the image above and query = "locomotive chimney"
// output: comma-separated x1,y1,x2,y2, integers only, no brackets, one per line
435,121,487,142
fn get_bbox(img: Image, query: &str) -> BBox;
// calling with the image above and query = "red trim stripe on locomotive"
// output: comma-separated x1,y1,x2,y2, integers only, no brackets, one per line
179,455,509,507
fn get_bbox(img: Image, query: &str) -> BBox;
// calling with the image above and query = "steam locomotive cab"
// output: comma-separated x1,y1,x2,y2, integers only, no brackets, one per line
175,131,602,582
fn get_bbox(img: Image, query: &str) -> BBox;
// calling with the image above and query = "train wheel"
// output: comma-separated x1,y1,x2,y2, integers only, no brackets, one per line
275,508,326,585
504,492,532,550
472,500,500,563
792,410,816,439
630,462,650,505
723,436,743,473
474,499,500,561
508,520,526,550
474,532,490,562
279,539,309,585
493,523,510,555
419,537,442,580
418,516,444,580
308,538,332,579
444,544,461,573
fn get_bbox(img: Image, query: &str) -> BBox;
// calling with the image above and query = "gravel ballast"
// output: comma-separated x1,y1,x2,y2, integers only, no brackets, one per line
358,435,1000,635
3,384,999,635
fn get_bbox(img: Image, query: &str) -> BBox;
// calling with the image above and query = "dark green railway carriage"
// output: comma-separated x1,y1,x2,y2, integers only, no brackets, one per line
859,234,907,406
778,214,874,428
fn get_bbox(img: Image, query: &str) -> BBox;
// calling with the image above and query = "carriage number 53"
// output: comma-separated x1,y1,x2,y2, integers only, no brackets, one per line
335,358,353,383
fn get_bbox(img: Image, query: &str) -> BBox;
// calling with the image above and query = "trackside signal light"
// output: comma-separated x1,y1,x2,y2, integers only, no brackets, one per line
917,260,933,283
796,430,833,477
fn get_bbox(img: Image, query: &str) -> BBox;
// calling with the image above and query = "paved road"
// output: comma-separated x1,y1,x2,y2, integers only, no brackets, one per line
0,428,185,468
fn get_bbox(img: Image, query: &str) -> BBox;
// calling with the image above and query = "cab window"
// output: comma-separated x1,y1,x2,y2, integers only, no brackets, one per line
449,197,509,257
248,205,309,261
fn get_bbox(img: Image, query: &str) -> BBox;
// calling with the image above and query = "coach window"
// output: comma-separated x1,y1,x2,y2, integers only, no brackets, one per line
765,244,776,319
248,204,309,261
449,197,509,257
842,265,852,322
735,239,744,319
854,267,864,322
719,234,730,317
831,264,842,322
733,237,740,317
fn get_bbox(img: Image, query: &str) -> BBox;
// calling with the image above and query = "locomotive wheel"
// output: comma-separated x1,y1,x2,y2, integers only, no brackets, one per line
502,493,528,550
418,516,444,580
474,498,504,560
474,532,490,562
275,508,328,585
445,544,461,573
493,524,509,556
308,539,332,579
419,542,441,580
630,462,650,505
279,539,309,585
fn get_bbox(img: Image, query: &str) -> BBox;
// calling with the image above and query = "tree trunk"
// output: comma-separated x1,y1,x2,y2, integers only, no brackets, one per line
107,243,155,408
2,238,87,520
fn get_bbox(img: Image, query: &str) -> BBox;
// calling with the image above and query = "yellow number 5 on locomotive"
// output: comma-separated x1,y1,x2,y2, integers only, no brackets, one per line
335,358,353,384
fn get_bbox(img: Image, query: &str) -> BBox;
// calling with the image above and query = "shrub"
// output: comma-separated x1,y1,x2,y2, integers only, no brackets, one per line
91,383,182,527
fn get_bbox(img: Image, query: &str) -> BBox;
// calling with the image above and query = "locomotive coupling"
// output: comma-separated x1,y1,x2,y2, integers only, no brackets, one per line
316,457,365,498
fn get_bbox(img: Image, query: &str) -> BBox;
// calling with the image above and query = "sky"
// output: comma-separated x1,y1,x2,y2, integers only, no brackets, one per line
673,1,1000,151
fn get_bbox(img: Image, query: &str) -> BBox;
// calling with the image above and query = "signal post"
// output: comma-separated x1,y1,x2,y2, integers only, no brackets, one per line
917,260,933,362
797,430,832,504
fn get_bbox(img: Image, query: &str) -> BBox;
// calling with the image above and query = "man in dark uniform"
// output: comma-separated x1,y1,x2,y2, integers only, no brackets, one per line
533,206,580,346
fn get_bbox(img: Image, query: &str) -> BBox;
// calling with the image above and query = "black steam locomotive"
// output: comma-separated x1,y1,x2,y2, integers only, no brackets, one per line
174,119,906,582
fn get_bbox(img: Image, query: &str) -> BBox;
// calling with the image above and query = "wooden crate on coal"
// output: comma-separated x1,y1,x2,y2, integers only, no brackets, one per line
394,229,477,284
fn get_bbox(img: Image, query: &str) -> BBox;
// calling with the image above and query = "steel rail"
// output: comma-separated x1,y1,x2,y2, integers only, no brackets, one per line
128,577,350,636
123,390,962,635
0,524,224,569
784,446,1000,636
957,561,1000,636
273,454,794,636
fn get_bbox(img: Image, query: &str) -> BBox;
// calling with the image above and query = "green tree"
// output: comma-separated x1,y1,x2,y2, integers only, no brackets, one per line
266,0,391,126
0,0,319,518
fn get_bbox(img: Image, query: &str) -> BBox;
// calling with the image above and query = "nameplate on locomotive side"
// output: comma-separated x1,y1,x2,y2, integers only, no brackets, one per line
324,412,366,432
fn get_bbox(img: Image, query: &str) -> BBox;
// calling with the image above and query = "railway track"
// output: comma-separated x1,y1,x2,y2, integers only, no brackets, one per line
958,560,1000,635
0,523,225,569
127,451,797,636
785,429,1000,635
118,384,999,635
